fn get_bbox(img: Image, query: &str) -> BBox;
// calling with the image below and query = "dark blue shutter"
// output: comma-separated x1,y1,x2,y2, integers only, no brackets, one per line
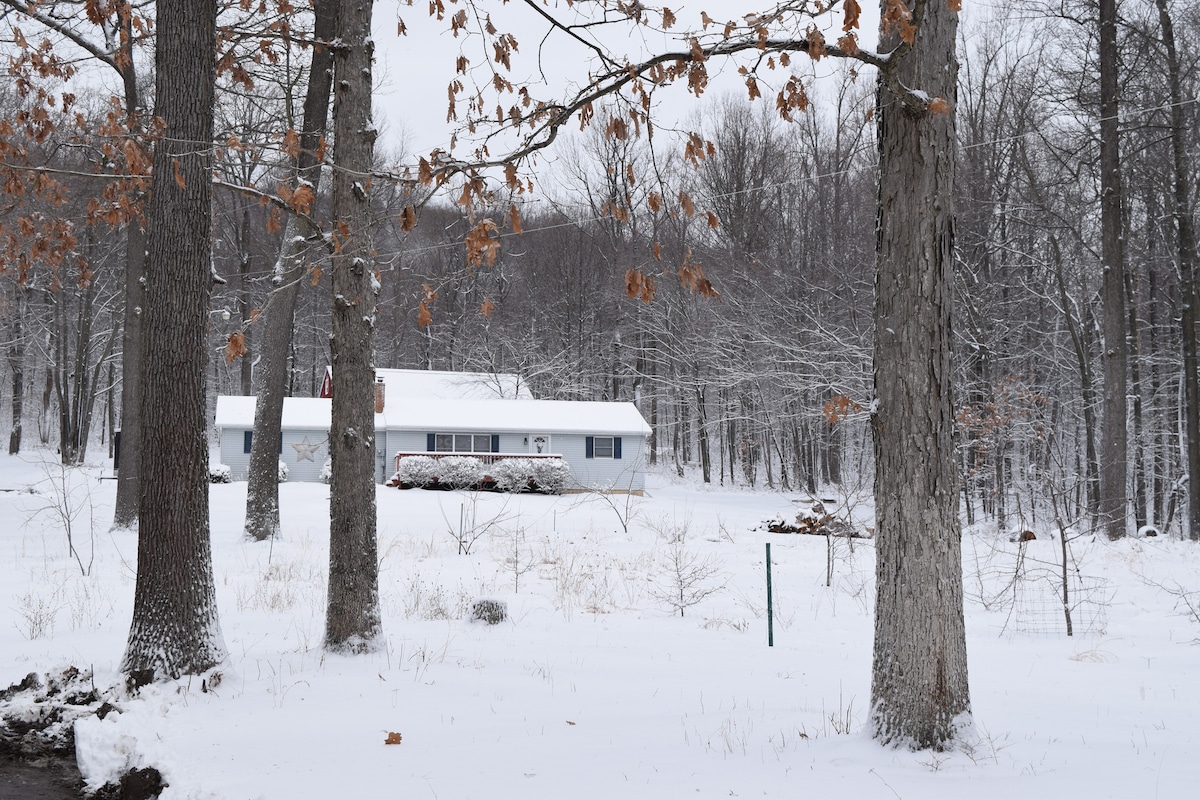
279,435,283,454
491,434,499,453
614,437,622,459
427,433,436,452
585,436,594,459
244,431,253,453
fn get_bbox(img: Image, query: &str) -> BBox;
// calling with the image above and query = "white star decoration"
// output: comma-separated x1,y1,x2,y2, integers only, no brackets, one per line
291,436,323,462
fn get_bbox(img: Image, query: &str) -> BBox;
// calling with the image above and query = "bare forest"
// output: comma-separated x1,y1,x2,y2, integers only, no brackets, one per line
0,0,1198,749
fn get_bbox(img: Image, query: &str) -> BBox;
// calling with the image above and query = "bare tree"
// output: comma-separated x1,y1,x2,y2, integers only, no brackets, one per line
1097,0,1129,540
244,0,338,542
324,0,382,653
1152,0,1200,540
0,0,149,527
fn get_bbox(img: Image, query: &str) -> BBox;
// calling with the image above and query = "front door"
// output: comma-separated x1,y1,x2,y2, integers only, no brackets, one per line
529,434,551,454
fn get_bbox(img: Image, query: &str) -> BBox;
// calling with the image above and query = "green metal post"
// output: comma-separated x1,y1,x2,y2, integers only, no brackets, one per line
766,542,774,646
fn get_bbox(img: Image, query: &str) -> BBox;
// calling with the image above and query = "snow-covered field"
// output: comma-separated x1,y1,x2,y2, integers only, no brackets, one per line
2,450,1198,799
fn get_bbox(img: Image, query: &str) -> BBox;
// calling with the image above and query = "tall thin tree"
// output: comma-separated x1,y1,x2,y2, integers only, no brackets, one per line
1098,0,1129,540
324,0,382,652
1153,0,1200,540
245,0,338,542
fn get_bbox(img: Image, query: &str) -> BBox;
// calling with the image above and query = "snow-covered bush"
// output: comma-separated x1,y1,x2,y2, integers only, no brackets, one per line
320,458,332,484
209,463,232,484
488,458,569,494
396,455,566,493
277,460,289,482
436,456,484,489
530,459,570,494
491,458,535,493
395,455,440,488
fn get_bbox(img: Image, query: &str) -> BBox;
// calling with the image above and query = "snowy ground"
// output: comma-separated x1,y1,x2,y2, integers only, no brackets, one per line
1,450,1198,799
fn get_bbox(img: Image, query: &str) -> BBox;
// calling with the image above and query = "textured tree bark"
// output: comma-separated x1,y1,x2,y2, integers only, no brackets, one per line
870,2,970,749
121,0,226,678
1098,0,1128,540
244,0,337,542
324,0,382,652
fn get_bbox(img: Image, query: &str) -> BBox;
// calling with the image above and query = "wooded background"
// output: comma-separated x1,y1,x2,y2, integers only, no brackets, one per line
0,0,1196,541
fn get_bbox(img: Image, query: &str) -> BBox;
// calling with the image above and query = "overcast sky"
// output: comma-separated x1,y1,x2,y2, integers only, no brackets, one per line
369,0,887,165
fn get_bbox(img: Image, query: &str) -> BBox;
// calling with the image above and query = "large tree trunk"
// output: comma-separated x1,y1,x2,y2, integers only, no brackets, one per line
870,2,970,749
324,0,382,652
1098,0,1128,540
244,0,337,542
1154,0,1200,541
121,0,226,678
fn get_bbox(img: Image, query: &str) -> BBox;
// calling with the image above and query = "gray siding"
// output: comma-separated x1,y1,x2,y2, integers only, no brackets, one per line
219,424,646,492
216,427,330,483
282,430,330,483
556,433,646,492
216,428,251,480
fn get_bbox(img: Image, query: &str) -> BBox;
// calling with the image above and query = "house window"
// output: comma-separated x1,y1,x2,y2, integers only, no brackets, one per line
593,436,615,458
586,435,622,459
431,433,495,453
244,431,282,454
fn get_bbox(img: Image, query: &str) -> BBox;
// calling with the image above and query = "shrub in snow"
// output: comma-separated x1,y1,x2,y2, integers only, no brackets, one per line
320,458,332,484
436,456,484,489
209,463,231,484
397,455,566,493
395,455,440,488
469,598,507,625
530,459,570,494
491,458,535,493
277,461,289,482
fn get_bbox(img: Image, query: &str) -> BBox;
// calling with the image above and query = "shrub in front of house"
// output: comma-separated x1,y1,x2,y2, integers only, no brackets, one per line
209,463,232,484
394,455,440,488
392,455,569,493
435,456,485,489
491,458,535,493
488,458,569,494
278,460,289,482
530,459,570,494
320,458,332,484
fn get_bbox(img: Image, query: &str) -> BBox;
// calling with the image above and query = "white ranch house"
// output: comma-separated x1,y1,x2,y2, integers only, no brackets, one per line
213,369,650,493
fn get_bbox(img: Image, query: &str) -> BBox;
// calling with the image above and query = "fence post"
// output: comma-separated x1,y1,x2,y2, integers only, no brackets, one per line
766,542,774,647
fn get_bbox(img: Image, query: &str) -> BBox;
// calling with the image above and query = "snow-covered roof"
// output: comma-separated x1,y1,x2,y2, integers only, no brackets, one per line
380,397,650,435
215,396,331,430
375,368,532,401
214,395,650,436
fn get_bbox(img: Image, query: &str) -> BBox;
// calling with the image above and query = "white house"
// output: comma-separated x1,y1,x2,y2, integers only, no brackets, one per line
213,369,651,492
